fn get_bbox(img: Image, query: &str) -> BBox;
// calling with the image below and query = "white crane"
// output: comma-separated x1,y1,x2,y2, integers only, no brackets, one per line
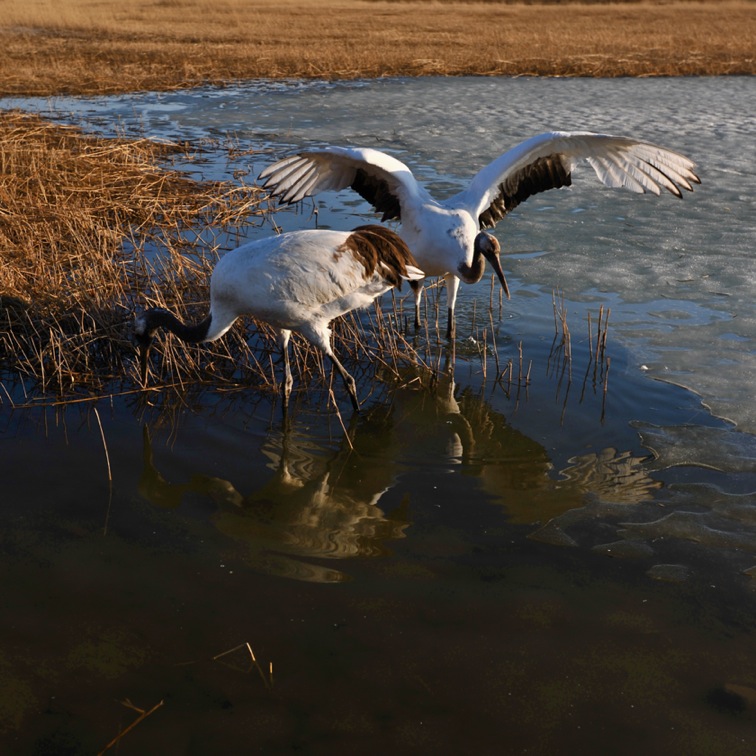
259,131,700,338
134,225,424,410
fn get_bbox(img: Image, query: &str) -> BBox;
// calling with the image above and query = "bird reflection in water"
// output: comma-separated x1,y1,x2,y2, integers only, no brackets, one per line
402,364,662,528
139,421,410,583
139,371,663,580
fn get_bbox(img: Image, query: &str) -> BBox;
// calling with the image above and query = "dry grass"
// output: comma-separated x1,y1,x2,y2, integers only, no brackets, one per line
0,111,266,399
1,1,753,96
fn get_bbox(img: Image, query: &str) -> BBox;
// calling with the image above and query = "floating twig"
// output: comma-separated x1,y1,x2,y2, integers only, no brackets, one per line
98,699,164,755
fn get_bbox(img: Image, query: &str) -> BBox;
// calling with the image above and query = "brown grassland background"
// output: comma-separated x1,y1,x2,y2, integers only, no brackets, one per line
1,0,754,96
0,1,754,397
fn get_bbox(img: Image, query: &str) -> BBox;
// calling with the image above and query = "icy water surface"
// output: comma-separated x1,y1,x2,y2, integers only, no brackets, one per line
2,77,756,753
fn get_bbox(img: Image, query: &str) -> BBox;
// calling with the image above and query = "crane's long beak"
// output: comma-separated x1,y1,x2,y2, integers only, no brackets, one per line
484,248,511,301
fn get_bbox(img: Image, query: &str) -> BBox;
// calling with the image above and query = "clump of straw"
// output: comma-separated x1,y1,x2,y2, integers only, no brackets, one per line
0,111,264,398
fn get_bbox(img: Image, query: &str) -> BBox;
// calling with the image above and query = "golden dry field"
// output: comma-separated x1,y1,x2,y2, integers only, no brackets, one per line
1,0,754,96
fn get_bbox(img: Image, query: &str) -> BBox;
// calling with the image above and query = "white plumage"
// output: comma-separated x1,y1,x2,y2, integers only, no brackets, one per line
134,225,424,410
259,131,700,338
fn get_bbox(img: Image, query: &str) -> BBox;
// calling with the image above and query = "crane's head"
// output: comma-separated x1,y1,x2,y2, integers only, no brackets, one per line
133,310,157,386
475,232,510,300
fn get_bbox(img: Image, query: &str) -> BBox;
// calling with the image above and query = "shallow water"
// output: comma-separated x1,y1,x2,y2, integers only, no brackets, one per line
2,77,756,753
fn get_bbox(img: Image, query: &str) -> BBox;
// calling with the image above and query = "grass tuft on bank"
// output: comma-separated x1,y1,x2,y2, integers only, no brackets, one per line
0,112,268,399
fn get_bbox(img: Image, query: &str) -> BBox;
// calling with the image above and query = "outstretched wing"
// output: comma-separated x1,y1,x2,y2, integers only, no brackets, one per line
258,146,431,222
450,131,701,230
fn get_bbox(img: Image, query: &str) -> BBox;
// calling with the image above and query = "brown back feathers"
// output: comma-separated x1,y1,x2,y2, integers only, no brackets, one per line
340,224,418,289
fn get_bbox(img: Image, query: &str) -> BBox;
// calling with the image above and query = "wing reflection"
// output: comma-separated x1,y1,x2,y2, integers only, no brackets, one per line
558,448,663,506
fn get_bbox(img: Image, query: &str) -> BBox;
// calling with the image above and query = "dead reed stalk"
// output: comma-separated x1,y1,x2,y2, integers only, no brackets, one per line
552,288,572,362
498,340,532,396
98,699,164,755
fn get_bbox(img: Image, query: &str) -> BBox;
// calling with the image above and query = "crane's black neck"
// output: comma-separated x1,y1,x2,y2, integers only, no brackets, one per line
457,243,487,285
139,307,212,344
136,307,213,386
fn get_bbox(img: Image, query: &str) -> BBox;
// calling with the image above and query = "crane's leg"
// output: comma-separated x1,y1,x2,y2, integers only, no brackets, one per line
410,279,423,330
328,352,360,412
278,329,293,408
444,274,460,340
300,324,360,411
